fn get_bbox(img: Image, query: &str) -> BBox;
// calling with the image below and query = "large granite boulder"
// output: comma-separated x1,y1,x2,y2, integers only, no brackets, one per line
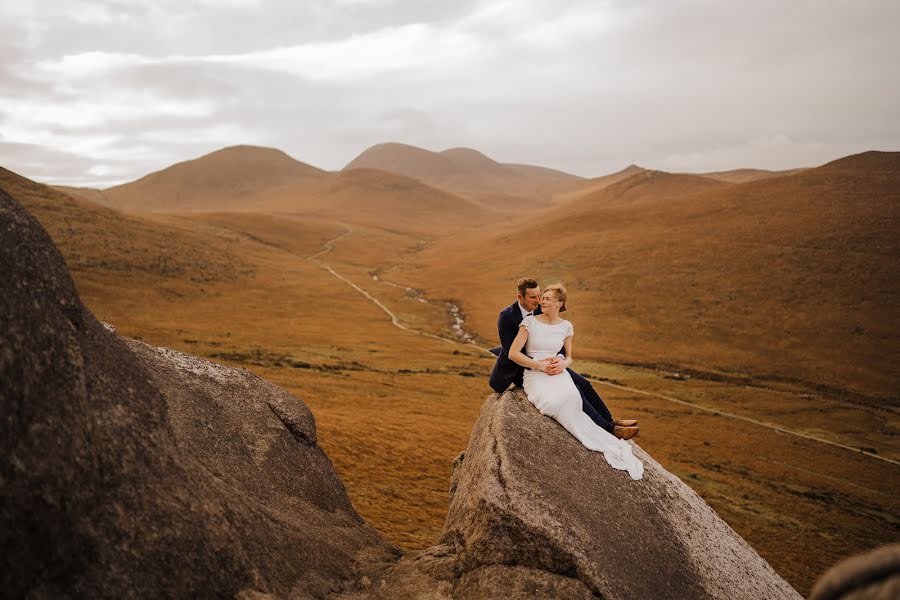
359,389,802,599
0,188,398,598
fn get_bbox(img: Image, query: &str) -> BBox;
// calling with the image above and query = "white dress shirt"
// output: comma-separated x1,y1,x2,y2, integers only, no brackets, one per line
518,303,533,320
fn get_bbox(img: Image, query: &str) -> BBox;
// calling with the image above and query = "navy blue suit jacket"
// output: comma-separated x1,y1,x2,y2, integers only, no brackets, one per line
488,301,536,393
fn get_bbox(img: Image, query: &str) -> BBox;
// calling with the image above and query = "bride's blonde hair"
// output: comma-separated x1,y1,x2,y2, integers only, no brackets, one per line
543,283,567,309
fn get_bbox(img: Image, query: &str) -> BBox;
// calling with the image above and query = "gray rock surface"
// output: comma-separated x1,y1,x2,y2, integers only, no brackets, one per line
808,544,900,600
0,188,398,598
360,389,802,599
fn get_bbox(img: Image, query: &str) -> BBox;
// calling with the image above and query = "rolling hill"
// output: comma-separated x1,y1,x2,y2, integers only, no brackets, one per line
344,142,582,209
390,151,900,400
100,145,326,213
81,145,488,235
699,167,807,184
544,163,810,206
566,168,729,208
51,185,111,205
260,166,487,234
0,166,256,286
548,164,651,204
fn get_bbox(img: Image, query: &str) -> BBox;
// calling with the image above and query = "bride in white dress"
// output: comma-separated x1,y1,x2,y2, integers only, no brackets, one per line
508,284,644,480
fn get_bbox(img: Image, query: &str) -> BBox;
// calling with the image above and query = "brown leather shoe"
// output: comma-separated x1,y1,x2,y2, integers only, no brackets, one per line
613,419,638,427
614,426,639,440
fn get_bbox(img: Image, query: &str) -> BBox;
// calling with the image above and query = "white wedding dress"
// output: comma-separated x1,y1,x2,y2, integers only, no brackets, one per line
521,315,644,480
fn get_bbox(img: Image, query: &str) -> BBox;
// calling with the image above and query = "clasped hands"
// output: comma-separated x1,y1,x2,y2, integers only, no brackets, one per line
537,356,566,376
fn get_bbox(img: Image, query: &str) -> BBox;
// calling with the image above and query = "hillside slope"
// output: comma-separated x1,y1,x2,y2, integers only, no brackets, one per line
103,145,326,212
699,167,807,184
261,166,487,234
1,167,254,285
89,145,488,235
393,151,900,399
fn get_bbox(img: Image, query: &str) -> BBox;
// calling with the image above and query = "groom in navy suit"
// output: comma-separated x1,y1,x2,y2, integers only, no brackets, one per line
489,277,637,436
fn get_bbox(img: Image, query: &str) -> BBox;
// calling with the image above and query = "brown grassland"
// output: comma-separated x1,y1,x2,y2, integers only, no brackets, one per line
4,147,898,596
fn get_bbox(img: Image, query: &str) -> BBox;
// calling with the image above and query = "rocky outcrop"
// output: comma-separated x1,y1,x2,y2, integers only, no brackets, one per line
0,188,398,598
808,544,900,600
357,389,802,599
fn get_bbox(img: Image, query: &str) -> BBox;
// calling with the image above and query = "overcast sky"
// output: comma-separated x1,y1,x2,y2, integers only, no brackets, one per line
1,0,898,187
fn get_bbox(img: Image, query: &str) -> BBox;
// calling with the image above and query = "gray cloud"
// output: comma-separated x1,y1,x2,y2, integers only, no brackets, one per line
0,0,898,186
0,140,134,186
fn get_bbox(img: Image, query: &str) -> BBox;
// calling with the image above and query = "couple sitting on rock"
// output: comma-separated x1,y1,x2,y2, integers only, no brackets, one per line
489,278,644,480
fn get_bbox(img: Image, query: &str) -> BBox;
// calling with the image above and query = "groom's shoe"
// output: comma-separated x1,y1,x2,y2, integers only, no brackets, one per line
613,425,639,440
613,419,638,427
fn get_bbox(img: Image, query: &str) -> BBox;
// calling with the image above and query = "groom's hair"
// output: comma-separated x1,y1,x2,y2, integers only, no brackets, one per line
516,277,539,297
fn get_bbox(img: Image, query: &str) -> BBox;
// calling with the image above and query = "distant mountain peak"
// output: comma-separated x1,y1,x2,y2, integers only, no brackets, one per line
201,144,304,162
440,146,496,161
100,144,325,210
343,141,580,206
216,144,281,152
358,141,431,155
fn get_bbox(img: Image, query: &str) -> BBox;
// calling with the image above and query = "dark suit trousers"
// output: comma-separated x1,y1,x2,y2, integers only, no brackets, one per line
568,369,615,434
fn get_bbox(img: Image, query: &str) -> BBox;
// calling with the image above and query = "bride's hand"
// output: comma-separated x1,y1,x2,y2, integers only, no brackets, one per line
546,357,564,376
535,358,552,373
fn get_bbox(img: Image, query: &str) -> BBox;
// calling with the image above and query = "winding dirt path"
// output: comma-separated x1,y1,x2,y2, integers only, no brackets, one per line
308,226,492,353
307,227,899,467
